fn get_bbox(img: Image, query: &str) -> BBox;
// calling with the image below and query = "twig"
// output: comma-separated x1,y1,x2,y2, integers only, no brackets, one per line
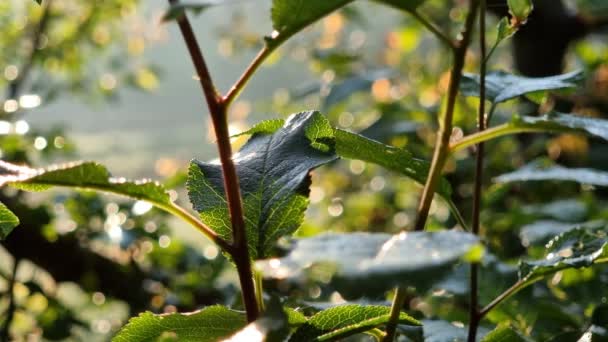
383,2,480,341
0,259,20,342
478,279,525,318
468,1,486,340
410,10,456,49
223,45,273,107
168,0,259,322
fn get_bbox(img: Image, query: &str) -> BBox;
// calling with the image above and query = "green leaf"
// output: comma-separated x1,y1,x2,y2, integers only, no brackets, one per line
507,0,533,22
0,202,19,240
0,161,171,206
495,163,608,187
187,111,337,259
518,225,608,284
518,112,608,141
486,18,518,62
334,129,452,198
223,299,291,342
481,326,528,342
268,0,355,48
519,220,591,247
289,305,420,342
373,0,427,12
162,1,221,22
407,320,490,342
461,71,583,104
257,231,481,297
113,305,246,342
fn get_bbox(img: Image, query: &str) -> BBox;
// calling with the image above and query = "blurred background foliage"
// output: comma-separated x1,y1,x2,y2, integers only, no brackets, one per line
1,0,608,340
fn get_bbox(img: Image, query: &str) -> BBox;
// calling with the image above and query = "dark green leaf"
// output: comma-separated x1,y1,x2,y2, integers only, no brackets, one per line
495,163,608,187
289,305,419,341
0,161,171,205
415,320,490,342
257,231,481,297
0,201,19,240
519,225,608,284
461,71,583,104
373,0,427,12
113,305,246,342
481,326,528,342
187,111,337,259
162,1,222,22
507,0,533,21
323,69,395,109
268,0,355,47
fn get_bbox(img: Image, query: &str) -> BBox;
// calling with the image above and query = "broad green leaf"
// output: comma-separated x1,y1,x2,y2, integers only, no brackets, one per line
223,299,291,342
507,0,533,22
0,202,19,240
402,320,490,342
482,326,528,342
268,0,355,47
162,1,222,22
257,231,481,297
373,0,427,12
518,225,608,284
187,111,337,259
495,163,608,187
460,71,583,104
0,161,170,205
289,305,420,342
113,305,246,342
334,128,452,198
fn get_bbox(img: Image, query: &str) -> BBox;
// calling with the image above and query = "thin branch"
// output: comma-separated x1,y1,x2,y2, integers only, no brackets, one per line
383,2,480,341
223,45,273,107
478,279,525,318
168,0,259,321
411,10,457,49
468,1,486,340
0,259,20,341
6,0,53,102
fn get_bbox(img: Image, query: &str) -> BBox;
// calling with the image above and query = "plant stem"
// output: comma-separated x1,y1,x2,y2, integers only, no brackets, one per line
384,3,480,341
411,10,456,49
223,45,274,107
449,122,573,153
161,203,233,253
468,1,486,340
478,279,525,319
169,0,259,322
0,259,20,342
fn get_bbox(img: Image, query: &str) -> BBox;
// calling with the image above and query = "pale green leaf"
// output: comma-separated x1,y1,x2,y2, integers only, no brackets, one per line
461,71,583,104
518,225,608,284
507,0,533,21
289,305,420,342
0,201,19,240
113,305,246,342
257,231,480,297
495,163,608,187
0,161,171,206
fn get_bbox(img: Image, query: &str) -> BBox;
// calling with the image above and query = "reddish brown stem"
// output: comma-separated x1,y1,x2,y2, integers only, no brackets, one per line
168,0,259,322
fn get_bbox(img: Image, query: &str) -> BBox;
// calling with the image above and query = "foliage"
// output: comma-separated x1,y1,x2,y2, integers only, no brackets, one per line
2,0,608,340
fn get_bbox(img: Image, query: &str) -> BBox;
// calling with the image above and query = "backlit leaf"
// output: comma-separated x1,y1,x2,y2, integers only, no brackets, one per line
113,305,246,342
507,0,533,22
289,305,420,341
268,0,355,48
0,161,171,206
187,111,337,259
0,202,19,240
257,231,481,297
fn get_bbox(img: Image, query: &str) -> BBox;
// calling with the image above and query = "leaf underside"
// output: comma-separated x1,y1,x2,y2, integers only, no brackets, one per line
0,201,20,240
